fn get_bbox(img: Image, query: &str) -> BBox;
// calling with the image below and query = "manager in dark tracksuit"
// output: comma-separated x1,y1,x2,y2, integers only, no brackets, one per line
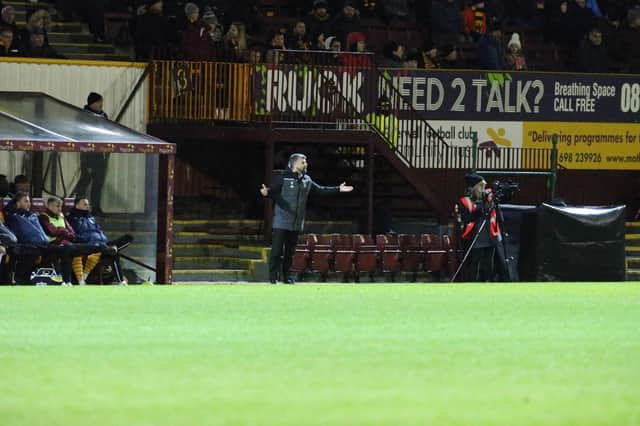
260,153,354,284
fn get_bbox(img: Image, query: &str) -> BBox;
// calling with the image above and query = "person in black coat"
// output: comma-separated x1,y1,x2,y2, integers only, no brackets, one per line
134,0,173,60
74,92,110,215
259,154,354,284
576,26,610,72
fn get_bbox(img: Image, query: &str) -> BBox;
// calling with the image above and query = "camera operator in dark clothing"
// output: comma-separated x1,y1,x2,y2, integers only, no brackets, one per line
458,173,501,282
260,153,354,284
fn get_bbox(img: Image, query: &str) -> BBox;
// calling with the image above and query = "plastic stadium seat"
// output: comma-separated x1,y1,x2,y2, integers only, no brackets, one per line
353,234,379,277
310,234,333,275
421,234,446,274
376,234,402,274
332,234,356,276
290,234,311,273
398,234,424,276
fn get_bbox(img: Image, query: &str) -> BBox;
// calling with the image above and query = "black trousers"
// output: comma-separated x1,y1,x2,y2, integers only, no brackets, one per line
268,229,299,281
464,246,496,282
74,153,109,210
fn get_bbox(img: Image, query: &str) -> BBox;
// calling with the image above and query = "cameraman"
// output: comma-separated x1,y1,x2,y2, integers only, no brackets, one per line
458,173,501,282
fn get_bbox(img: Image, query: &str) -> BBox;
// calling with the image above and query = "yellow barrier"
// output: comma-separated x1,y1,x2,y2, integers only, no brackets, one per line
151,61,252,122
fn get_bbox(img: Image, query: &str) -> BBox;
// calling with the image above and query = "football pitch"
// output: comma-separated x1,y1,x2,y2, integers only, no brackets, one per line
1,283,639,426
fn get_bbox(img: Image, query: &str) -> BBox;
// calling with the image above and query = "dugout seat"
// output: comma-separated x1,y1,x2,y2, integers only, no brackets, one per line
310,234,333,275
332,234,356,278
290,234,311,273
353,234,379,279
376,234,402,275
421,234,446,275
398,234,423,279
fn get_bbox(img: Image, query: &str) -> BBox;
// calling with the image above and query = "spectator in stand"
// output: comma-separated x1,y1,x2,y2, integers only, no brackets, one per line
576,26,610,72
476,21,505,69
464,0,488,41
438,43,460,68
313,32,327,50
568,0,598,45
288,21,311,50
505,32,528,70
266,31,286,64
181,3,211,60
23,26,64,59
305,0,333,37
134,0,172,60
547,0,572,45
615,7,640,73
340,31,373,67
331,1,362,46
75,92,109,215
418,40,440,69
326,35,341,52
67,196,132,285
380,0,411,23
223,22,247,60
431,0,464,45
403,49,420,68
0,26,21,56
379,41,405,67
0,6,18,38
324,35,342,63
360,0,379,18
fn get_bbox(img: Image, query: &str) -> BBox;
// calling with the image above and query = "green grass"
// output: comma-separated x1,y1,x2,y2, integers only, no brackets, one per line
1,283,640,426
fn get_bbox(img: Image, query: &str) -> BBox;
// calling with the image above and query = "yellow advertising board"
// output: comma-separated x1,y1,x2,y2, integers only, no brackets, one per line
523,122,640,170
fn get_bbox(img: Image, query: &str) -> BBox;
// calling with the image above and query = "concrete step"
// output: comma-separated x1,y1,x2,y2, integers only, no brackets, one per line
625,235,640,246
172,244,265,259
173,268,252,282
16,21,83,32
5,1,51,6
173,256,257,269
626,268,640,281
174,232,263,245
51,42,115,54
627,257,640,269
48,32,95,43
626,222,640,234
64,53,132,61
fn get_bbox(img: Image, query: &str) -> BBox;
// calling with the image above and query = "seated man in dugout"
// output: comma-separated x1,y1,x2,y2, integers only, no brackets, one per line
67,196,133,285
38,197,106,285
3,192,71,284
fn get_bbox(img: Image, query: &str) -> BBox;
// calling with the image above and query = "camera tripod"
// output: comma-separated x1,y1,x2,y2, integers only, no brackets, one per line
450,201,515,283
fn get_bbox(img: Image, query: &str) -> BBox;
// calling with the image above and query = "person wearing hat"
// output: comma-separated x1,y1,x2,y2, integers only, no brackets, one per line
74,93,109,215
305,0,332,40
181,2,212,60
259,154,354,284
505,32,527,70
330,0,362,45
458,173,501,281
